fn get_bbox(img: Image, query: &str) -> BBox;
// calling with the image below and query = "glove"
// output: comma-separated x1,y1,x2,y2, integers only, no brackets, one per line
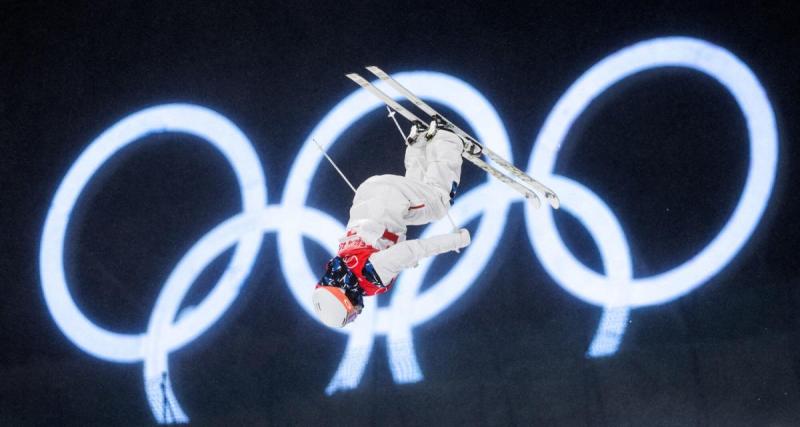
456,228,470,249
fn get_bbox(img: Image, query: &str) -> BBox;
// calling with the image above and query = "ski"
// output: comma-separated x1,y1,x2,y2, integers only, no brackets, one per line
346,72,542,207
463,152,542,207
365,66,560,209
346,73,427,130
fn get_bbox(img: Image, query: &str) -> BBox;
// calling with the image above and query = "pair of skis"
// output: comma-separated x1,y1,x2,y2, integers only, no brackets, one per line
346,66,559,209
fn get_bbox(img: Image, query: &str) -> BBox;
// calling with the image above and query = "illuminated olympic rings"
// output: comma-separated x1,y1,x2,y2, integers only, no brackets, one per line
39,37,777,423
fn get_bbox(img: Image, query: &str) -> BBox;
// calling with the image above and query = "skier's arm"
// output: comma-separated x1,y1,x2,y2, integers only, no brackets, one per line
369,229,470,284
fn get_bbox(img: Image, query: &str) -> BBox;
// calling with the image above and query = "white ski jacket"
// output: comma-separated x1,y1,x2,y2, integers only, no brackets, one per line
340,129,469,290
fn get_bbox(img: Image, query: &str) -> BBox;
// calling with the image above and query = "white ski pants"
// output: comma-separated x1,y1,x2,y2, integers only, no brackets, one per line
346,129,464,243
344,129,468,283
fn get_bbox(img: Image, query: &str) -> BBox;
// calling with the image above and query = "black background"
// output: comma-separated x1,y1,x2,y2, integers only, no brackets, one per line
2,1,799,425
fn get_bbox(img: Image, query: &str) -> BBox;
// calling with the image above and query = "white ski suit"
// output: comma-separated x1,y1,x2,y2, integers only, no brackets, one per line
340,129,470,290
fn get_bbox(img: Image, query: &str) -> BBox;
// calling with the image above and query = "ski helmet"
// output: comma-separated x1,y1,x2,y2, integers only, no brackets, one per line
313,285,360,328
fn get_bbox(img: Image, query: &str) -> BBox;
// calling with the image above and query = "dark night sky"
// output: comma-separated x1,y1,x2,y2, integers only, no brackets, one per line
1,1,799,425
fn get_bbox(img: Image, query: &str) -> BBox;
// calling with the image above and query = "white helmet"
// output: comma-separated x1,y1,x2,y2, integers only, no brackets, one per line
312,286,360,328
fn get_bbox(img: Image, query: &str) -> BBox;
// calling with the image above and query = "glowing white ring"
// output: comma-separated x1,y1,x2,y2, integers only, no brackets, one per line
280,72,516,392
37,36,779,423
526,37,777,308
39,104,268,422
281,72,513,329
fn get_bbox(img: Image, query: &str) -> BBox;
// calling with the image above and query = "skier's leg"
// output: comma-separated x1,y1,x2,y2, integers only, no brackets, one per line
404,138,427,182
423,130,464,201
386,130,466,226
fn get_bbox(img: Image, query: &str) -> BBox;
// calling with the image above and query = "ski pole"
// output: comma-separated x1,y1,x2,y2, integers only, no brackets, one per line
312,138,357,194
445,211,461,254
386,106,407,142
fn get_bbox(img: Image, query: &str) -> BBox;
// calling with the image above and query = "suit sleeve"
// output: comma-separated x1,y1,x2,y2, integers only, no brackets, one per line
369,231,467,284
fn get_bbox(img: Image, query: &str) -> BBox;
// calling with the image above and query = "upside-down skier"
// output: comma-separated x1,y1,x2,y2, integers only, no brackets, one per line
312,127,471,327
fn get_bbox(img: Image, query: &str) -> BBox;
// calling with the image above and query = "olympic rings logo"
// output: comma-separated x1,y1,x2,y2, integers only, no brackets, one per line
39,37,777,423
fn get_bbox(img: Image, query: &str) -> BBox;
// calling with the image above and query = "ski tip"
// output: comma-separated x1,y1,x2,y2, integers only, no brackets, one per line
345,73,368,84
546,194,561,209
528,194,542,209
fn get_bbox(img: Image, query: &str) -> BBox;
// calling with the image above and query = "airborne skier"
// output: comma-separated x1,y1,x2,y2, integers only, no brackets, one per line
312,127,470,328
313,66,559,328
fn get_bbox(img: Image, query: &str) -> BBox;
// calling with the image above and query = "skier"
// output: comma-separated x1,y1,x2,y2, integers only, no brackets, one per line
313,127,471,328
